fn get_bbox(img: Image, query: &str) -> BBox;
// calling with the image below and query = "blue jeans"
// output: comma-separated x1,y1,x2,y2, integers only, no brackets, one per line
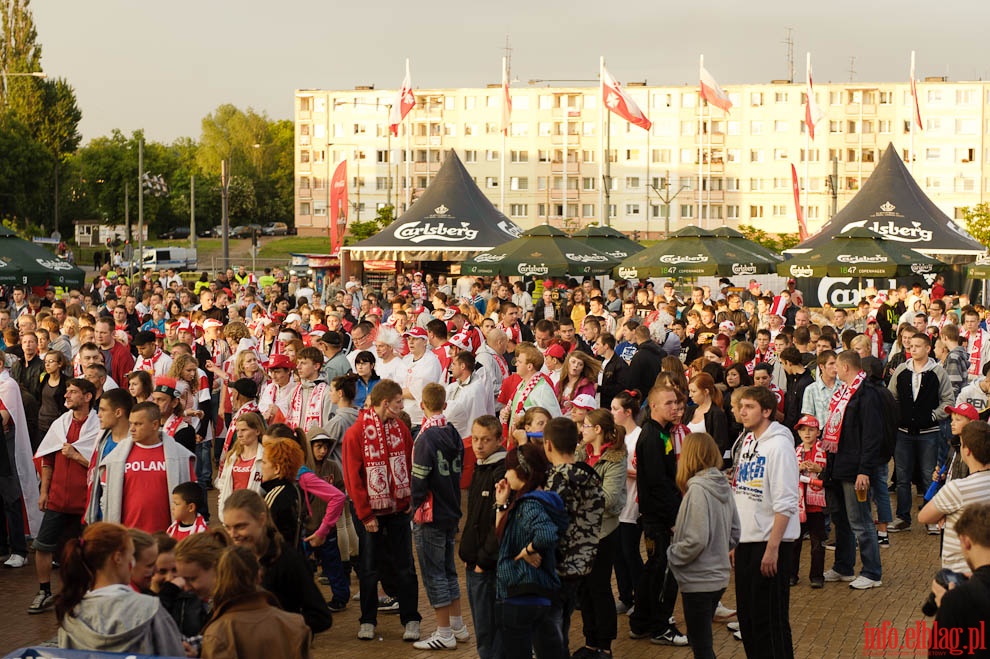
355,510,421,626
827,480,882,581
870,463,892,524
413,524,460,608
497,602,564,659
194,440,213,489
466,569,502,659
937,418,952,469
895,431,937,523
310,531,349,604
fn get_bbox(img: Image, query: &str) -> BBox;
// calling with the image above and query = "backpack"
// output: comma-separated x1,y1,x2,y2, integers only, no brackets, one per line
870,380,899,463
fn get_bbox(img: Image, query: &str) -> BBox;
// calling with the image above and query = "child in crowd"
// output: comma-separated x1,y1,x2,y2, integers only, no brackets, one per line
569,394,597,427
150,533,178,594
167,482,209,541
308,429,350,612
511,406,550,448
129,529,159,594
792,415,827,588
933,403,979,487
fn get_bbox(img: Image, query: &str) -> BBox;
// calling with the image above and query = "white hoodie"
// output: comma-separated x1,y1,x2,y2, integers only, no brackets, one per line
731,420,800,544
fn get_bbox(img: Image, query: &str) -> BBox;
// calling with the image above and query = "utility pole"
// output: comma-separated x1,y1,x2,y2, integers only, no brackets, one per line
650,170,689,238
848,56,857,82
783,28,795,83
137,138,144,275
190,175,196,250
221,159,230,266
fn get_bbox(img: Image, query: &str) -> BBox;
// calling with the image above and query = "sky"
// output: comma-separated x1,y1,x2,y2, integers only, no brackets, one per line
30,0,990,144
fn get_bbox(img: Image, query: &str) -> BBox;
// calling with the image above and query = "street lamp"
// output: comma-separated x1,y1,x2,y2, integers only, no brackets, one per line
0,71,46,106
650,172,689,238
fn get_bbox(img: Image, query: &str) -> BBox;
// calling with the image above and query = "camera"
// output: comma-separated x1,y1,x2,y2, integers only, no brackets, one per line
921,568,968,616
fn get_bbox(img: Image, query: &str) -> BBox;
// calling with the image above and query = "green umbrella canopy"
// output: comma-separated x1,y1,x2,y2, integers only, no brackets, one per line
614,226,778,279
0,226,85,287
461,224,621,277
570,225,645,261
710,226,785,263
777,227,945,279
966,258,990,279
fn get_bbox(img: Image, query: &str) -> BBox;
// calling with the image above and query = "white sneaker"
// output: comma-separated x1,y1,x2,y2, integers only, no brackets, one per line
823,568,856,582
403,620,421,642
451,625,469,641
357,623,375,640
713,602,736,621
727,621,740,632
413,630,456,650
3,554,27,568
926,524,941,535
849,576,882,590
733,630,743,641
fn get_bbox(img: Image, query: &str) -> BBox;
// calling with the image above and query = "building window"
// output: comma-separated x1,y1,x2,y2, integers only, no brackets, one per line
511,150,529,163
300,150,310,163
510,123,529,137
750,92,763,107
750,120,763,135
510,177,528,191
464,96,476,110
774,149,788,161
625,176,641,189
509,204,528,217
774,120,789,133
464,150,477,163
486,150,499,161
375,177,388,190
772,204,787,217
485,177,499,188
582,204,595,218
775,91,789,103
680,205,695,219
299,202,311,215
750,149,764,163
726,205,739,219
626,204,641,216
625,149,640,161
582,177,595,191
749,205,764,218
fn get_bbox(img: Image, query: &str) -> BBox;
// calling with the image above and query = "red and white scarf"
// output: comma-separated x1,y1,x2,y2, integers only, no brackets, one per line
287,382,328,432
969,330,983,377
821,370,866,453
164,413,186,438
755,346,775,365
417,413,447,440
358,408,410,512
222,400,260,457
514,372,552,418
497,321,522,344
135,348,166,374
262,380,296,417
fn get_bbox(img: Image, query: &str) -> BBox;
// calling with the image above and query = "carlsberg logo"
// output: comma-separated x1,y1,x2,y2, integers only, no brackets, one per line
659,254,708,264
394,221,479,243
518,263,549,276
732,263,758,275
37,258,73,271
564,253,609,263
474,253,506,263
617,267,639,279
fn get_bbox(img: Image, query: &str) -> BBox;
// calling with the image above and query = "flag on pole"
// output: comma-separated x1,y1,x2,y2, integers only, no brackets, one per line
329,160,348,255
601,64,651,131
389,59,415,137
791,163,809,241
501,56,512,136
699,63,732,113
910,51,923,130
804,54,826,140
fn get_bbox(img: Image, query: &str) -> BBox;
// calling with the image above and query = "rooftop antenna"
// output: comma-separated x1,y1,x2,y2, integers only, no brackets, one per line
783,27,794,83
848,56,856,82
502,34,518,83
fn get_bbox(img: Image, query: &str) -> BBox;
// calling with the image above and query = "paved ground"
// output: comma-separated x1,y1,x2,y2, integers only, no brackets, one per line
1,489,940,658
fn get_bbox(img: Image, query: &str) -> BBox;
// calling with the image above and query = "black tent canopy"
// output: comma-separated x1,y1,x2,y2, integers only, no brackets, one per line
342,150,523,261
788,143,985,259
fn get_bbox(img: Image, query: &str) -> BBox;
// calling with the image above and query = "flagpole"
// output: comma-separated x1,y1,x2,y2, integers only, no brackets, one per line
405,58,412,208
706,99,712,229
500,56,507,213
599,56,605,225
910,50,916,175
697,55,703,228
805,52,812,227
563,91,569,228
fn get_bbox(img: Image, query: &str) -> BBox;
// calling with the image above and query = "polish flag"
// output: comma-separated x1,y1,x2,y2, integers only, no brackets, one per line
804,54,826,140
910,51,923,130
699,61,732,113
501,56,512,136
329,160,348,255
389,59,415,137
601,64,651,131
791,163,809,241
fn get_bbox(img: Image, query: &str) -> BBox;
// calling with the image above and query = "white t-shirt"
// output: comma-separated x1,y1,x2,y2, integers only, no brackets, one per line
619,426,642,524
376,353,410,385
956,382,989,413
401,352,442,426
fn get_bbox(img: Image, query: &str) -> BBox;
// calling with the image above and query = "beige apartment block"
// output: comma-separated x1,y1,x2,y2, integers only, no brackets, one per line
294,78,990,240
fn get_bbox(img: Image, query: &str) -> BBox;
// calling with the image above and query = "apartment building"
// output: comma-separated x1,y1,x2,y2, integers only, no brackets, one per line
294,78,990,239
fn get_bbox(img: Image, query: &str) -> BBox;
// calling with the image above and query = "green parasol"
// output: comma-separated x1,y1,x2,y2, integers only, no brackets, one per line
613,226,778,279
777,226,945,279
0,226,85,287
570,225,645,261
461,224,621,277
710,226,785,263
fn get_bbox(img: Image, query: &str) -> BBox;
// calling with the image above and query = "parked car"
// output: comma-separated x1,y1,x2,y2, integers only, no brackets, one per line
197,226,218,238
159,227,190,240
126,247,197,271
230,224,263,239
262,222,289,236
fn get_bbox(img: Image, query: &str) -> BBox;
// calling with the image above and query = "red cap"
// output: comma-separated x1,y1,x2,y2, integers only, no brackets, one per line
175,318,194,333
545,344,566,360
795,414,820,430
312,324,329,333
271,312,286,323
946,403,980,421
267,354,296,371
369,307,384,317
202,318,224,330
403,327,428,340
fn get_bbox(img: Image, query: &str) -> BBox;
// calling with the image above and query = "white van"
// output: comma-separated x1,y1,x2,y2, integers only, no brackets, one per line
128,247,198,271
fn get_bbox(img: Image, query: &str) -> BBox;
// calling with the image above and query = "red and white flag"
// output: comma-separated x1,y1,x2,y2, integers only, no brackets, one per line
501,56,512,136
910,51,923,130
791,163,809,241
329,160,348,256
601,63,651,131
804,53,826,140
699,58,732,113
389,59,415,137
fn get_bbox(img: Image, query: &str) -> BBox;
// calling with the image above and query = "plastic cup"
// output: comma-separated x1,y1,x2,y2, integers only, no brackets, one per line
856,487,868,503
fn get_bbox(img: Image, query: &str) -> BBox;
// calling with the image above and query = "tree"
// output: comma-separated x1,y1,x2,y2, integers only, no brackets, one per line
963,203,990,248
739,224,800,252
346,205,393,243
0,0,42,108
0,112,49,224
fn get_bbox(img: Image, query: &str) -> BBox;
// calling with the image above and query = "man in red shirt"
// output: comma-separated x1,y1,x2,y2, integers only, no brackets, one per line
29,378,101,614
98,401,195,535
93,316,135,386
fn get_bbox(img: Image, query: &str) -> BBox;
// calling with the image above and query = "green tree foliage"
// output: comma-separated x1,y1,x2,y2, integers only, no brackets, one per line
347,205,394,243
0,113,49,223
739,225,800,252
963,203,990,248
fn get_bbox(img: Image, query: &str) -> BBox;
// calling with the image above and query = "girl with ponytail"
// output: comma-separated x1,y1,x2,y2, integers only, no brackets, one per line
574,408,628,658
610,389,645,613
56,522,184,655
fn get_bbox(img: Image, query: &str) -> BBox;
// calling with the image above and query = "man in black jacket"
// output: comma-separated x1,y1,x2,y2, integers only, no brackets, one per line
822,350,885,590
627,326,666,401
779,346,815,441
630,385,687,646
596,333,629,410
458,416,506,659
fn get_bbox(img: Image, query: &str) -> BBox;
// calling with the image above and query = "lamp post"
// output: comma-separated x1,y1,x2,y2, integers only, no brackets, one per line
0,70,46,106
650,171,689,238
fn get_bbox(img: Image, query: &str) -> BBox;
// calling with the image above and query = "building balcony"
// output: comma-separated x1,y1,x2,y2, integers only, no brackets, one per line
550,161,580,174
550,190,580,201
413,161,441,173
551,133,582,146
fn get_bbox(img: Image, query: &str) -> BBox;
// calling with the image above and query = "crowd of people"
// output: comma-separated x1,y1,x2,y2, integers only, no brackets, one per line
0,265,989,658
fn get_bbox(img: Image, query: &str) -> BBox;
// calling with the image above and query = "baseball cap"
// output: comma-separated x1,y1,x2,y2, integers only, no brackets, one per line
545,344,566,360
271,312,286,324
449,332,472,351
403,327,428,340
319,330,343,347
945,403,980,421
175,318,194,334
285,313,303,324
795,414,820,430
229,378,258,400
154,376,179,399
571,394,597,411
718,320,736,335
266,354,296,371
203,318,224,330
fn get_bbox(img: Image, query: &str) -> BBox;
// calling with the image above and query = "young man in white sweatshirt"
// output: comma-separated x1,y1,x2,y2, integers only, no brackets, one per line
731,385,800,659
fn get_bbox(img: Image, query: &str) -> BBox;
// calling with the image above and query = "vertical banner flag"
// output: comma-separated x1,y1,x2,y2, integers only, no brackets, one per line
602,65,651,130
791,163,809,241
329,160,348,255
804,54,826,140
389,59,415,137
910,51,923,130
699,63,732,113
501,56,512,135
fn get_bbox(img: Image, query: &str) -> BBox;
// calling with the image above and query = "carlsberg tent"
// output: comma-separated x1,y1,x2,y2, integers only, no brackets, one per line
342,150,523,261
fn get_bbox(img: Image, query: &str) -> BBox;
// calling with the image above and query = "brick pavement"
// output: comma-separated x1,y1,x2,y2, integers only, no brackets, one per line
0,490,941,658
